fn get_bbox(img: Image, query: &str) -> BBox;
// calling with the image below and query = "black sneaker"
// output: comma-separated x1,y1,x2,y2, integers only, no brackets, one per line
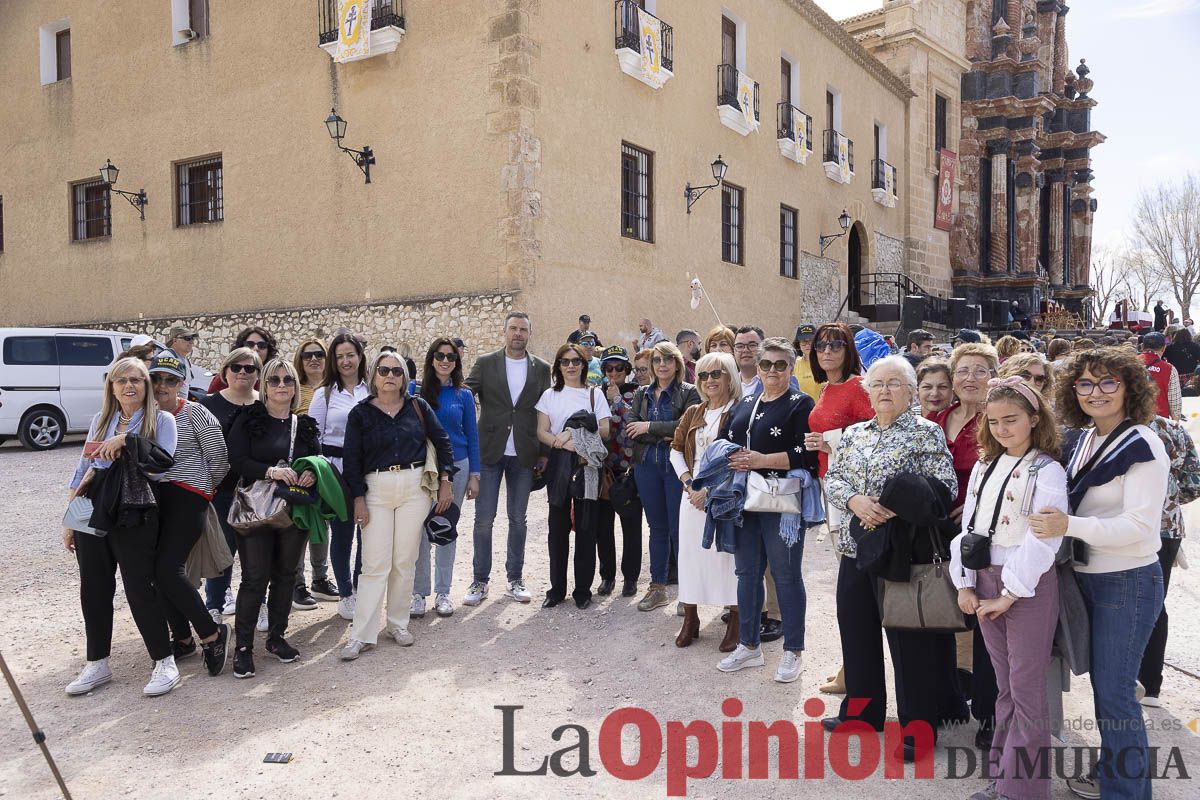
621,580,637,597
310,578,340,601
266,637,300,663
292,586,318,610
202,623,230,677
233,647,255,679
171,637,197,660
759,615,783,643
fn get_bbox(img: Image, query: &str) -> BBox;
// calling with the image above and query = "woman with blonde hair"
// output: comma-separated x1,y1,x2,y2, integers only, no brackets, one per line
670,352,741,650
998,352,1054,399
994,335,1022,363
63,357,180,696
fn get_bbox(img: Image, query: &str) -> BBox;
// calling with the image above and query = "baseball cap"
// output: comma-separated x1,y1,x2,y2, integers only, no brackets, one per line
130,334,155,348
578,333,598,345
1142,331,1167,349
148,353,186,380
424,502,461,546
169,325,198,341
794,324,816,340
954,328,982,344
599,345,630,364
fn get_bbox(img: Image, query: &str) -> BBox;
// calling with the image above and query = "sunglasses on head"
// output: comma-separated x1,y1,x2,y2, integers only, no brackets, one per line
245,340,270,351
432,352,459,363
266,375,296,387
150,374,181,386
814,340,846,353
697,369,726,382
758,359,790,373
301,351,325,361
559,358,584,367
228,363,259,374
376,366,406,378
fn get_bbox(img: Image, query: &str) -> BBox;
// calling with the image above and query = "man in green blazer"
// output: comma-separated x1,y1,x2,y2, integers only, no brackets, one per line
463,311,551,606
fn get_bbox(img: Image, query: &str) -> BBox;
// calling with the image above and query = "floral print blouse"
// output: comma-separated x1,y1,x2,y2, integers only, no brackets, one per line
603,380,639,472
825,409,958,557
1147,416,1200,539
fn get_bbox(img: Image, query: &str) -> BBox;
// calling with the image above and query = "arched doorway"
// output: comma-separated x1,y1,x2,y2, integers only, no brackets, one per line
847,223,865,314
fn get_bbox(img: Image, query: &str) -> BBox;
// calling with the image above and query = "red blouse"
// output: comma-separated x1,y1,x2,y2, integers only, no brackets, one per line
807,376,874,477
927,401,980,510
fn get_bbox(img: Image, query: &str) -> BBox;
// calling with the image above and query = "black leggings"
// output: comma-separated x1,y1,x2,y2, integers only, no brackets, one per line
155,483,219,642
547,498,597,603
595,497,642,583
234,526,307,649
74,519,171,662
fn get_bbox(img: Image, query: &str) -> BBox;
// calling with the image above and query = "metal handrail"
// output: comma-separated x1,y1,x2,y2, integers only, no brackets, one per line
776,102,813,147
318,0,405,46
717,64,759,121
822,129,854,172
833,272,950,325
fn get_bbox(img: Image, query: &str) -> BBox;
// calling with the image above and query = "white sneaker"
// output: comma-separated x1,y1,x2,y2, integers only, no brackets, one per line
209,608,223,627
339,639,374,661
221,590,236,616
65,659,112,695
256,604,269,632
337,595,357,621
1066,774,1101,800
504,580,531,603
463,581,488,606
389,628,415,647
435,593,455,617
717,644,765,673
1135,680,1146,701
143,657,180,697
774,651,803,683
410,594,426,618
1140,694,1162,708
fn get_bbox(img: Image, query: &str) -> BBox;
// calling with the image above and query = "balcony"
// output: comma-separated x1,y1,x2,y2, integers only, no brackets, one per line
871,159,898,208
614,0,674,89
776,103,813,164
717,64,759,136
822,129,854,184
318,0,405,63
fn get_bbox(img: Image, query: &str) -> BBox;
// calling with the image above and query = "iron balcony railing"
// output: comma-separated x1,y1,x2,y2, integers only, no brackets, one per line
776,102,812,146
717,64,759,121
822,129,854,172
318,0,404,46
614,0,674,72
871,159,898,196
835,272,951,326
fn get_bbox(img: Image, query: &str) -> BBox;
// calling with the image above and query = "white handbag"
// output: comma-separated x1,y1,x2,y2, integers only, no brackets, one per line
740,393,803,515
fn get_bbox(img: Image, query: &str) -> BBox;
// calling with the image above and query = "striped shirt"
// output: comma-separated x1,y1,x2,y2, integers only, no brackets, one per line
162,399,229,499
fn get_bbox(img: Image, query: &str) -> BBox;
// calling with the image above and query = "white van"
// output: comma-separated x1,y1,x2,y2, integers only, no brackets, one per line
0,328,212,450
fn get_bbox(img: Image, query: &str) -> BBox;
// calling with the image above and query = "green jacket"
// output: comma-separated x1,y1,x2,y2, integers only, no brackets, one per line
290,456,350,543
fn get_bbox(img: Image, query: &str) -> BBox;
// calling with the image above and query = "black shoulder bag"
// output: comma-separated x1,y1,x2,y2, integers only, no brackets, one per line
959,453,1027,570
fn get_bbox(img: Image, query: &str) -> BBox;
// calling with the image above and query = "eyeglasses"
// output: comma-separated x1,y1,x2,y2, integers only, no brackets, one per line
150,375,182,387
697,369,726,382
245,340,270,351
651,356,673,366
432,352,459,363
954,367,993,380
1015,370,1047,386
177,335,196,343
559,358,585,367
733,343,759,352
112,376,145,387
603,364,628,373
375,366,406,378
301,351,325,361
228,363,259,374
814,340,846,353
758,359,790,373
1074,378,1121,396
867,380,905,392
634,366,650,374
266,375,296,387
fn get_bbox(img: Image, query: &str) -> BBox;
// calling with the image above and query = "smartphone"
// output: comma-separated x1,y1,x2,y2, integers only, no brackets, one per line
263,753,293,764
83,441,103,458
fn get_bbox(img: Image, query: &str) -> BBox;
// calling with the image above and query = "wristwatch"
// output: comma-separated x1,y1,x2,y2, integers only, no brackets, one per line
683,478,693,490
1000,587,1016,601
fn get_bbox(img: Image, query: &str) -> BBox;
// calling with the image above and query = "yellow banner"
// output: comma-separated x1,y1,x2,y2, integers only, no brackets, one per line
884,163,894,196
637,9,667,88
737,71,759,132
795,114,807,152
335,0,371,63
838,134,851,182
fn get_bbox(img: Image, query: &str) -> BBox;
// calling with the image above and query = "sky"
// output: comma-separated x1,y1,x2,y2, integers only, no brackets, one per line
815,0,1200,249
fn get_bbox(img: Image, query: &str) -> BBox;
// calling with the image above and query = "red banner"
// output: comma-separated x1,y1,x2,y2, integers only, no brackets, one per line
934,149,957,231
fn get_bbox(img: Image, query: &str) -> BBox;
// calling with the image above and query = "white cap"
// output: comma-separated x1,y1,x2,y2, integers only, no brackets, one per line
130,334,154,347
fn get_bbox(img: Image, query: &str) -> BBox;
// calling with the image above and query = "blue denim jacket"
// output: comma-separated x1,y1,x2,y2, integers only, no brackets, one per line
690,439,745,554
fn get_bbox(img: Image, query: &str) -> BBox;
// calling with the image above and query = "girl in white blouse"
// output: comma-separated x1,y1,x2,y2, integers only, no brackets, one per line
951,376,1067,800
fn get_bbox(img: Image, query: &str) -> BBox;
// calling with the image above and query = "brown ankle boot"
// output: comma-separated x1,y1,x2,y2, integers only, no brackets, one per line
719,607,740,652
675,604,700,647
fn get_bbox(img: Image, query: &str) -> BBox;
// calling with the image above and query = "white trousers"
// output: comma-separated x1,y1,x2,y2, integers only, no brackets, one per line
351,469,429,644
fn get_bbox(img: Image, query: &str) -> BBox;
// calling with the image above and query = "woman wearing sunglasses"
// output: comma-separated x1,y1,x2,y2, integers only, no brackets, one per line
198,347,263,620
627,341,700,613
1030,348,1169,800
293,338,327,414
535,344,613,609
207,326,278,393
598,346,643,598
306,332,370,617
997,352,1055,403
225,358,321,678
409,338,481,619
804,324,872,480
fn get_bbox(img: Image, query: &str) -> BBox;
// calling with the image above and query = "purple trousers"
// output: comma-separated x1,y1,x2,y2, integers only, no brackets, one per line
976,566,1059,800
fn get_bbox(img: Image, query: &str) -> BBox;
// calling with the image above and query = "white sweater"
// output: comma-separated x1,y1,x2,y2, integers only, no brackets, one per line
1067,425,1169,574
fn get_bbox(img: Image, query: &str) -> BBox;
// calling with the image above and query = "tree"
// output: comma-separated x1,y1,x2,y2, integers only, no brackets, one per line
1090,244,1123,322
1118,246,1167,312
1132,172,1200,318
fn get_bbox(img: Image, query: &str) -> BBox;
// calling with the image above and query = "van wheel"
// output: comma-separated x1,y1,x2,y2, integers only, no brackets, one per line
18,409,66,451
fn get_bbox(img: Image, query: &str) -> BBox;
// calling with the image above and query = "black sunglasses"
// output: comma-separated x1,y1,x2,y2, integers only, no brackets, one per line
266,375,296,387
432,352,459,363
603,363,628,373
758,359,790,373
814,340,846,353
301,351,325,361
177,335,197,342
150,374,182,386
559,358,585,367
376,366,406,378
228,363,259,374
245,340,270,351
696,369,726,382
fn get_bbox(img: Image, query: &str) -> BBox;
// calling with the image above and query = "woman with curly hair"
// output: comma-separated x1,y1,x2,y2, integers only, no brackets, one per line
208,326,278,392
1030,347,1169,800
993,335,1022,363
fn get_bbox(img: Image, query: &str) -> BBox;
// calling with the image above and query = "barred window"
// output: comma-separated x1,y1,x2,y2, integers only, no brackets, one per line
177,156,223,226
620,143,653,242
780,204,797,278
721,183,744,265
72,180,111,241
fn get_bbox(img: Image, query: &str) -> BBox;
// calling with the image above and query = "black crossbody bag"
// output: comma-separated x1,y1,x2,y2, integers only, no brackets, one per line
960,453,1028,570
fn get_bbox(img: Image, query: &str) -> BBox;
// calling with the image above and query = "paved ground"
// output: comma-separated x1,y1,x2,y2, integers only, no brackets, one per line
1,437,1198,799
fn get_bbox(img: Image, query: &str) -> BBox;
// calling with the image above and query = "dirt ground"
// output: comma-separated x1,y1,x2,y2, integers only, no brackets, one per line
1,438,1198,800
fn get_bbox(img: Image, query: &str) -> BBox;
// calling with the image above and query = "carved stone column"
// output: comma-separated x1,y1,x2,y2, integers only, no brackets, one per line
989,142,1010,274
1047,170,1065,286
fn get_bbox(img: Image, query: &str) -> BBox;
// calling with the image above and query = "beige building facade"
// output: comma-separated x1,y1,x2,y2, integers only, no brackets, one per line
0,1,925,361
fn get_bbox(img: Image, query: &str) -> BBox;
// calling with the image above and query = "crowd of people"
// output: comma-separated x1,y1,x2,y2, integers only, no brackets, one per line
59,309,1198,800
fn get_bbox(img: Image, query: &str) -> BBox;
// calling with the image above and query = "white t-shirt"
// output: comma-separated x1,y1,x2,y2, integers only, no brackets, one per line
535,386,613,435
504,355,529,456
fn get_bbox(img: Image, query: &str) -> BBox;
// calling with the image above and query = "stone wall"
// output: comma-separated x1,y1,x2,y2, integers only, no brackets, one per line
798,251,842,323
85,292,516,374
875,230,905,275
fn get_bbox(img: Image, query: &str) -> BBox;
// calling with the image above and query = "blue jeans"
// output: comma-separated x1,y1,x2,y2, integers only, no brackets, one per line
329,519,363,598
1077,563,1164,800
634,448,681,585
472,456,533,584
733,511,807,651
204,489,238,610
414,458,469,597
